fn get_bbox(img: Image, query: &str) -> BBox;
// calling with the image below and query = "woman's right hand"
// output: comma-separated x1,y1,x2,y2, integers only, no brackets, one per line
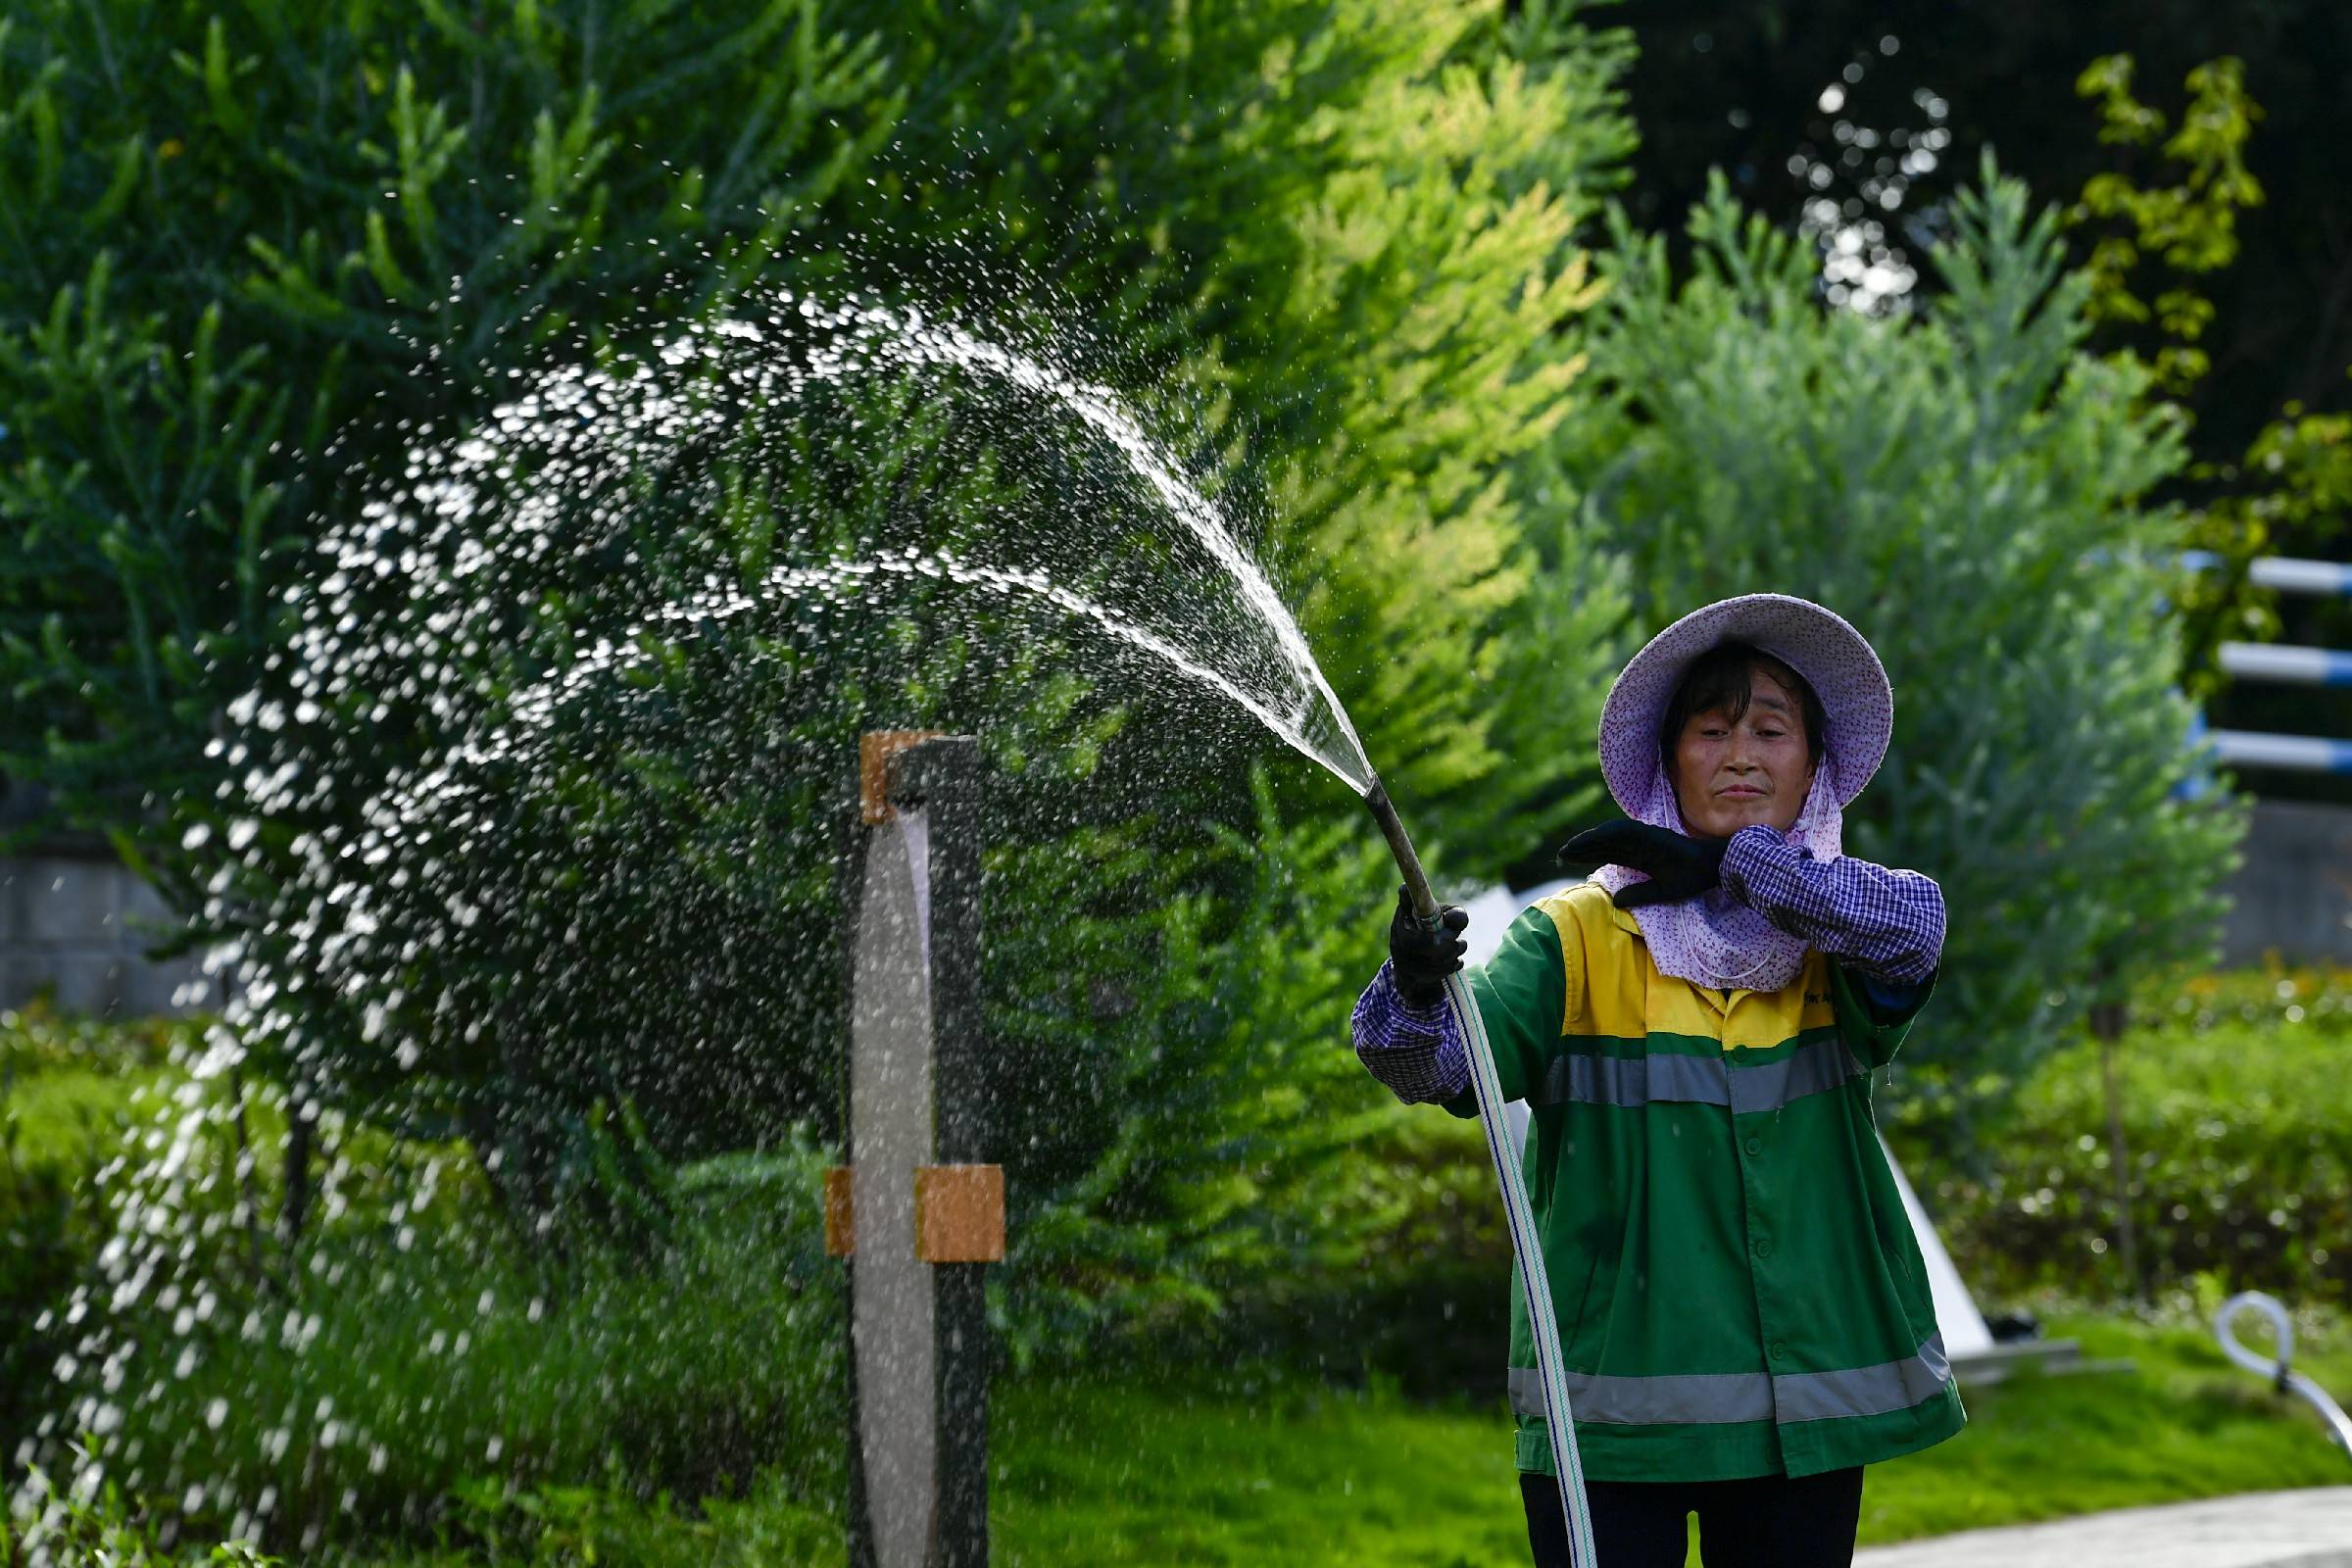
1388,885,1468,1007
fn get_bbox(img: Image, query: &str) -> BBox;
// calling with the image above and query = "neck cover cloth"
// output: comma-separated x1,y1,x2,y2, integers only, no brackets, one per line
1587,593,1893,993
1589,753,1842,992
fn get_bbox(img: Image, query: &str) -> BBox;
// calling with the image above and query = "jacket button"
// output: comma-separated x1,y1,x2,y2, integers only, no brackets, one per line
1752,1238,1773,1259
1743,1136,1763,1156
1770,1341,1788,1362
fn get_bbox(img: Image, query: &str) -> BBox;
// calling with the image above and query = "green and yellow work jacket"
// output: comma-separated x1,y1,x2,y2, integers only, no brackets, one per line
1450,882,1964,1483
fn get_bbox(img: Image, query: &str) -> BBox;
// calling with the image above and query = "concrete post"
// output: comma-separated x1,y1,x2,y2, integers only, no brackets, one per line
830,733,1000,1568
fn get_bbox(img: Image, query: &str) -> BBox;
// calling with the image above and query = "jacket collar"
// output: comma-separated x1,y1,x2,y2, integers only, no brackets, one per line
1598,894,1748,1010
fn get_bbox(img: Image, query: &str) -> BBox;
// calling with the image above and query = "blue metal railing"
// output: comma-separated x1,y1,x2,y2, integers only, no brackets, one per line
2190,554,2352,773
2205,728,2352,772
2182,550,2352,598
2217,641,2352,687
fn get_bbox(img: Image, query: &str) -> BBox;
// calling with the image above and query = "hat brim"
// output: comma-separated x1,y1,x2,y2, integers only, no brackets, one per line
1598,594,1892,817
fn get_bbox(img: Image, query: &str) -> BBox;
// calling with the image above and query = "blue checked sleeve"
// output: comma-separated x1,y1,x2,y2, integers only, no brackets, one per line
1718,825,1945,986
1350,960,1470,1104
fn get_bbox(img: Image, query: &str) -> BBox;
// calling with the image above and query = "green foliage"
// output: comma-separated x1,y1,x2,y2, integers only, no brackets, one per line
2072,54,2263,391
6,1457,280,1565
446,1472,691,1566
1138,1105,1517,1402
0,0,899,857
2065,51,2269,668
2238,400,2352,557
1200,5,1634,862
0,1003,174,1448
0,1063,163,1417
2064,55,2352,693
145,1146,836,1545
429,1456,847,1566
1547,157,2247,1147
1,995,191,1081
0,1147,88,1455
988,772,1430,1351
3,1011,839,1553
1927,965,2352,1304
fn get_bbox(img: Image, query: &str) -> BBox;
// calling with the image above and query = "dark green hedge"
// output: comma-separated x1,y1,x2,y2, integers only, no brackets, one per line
1923,967,2352,1306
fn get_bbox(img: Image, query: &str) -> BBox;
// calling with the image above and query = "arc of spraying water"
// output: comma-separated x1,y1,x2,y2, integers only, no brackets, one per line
779,296,1372,784
397,545,1354,840
253,296,1595,1557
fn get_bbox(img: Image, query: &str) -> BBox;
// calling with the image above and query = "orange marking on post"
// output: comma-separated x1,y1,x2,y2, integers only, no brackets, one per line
858,730,947,823
913,1164,1006,1263
823,1165,856,1257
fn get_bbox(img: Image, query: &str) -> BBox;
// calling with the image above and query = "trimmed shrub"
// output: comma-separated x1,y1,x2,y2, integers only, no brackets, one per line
1924,966,2352,1305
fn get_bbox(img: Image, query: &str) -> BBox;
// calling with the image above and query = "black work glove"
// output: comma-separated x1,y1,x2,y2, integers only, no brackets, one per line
1388,885,1468,1006
1558,820,1729,909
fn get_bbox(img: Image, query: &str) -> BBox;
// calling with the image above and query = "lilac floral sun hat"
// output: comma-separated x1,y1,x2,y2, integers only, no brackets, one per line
1589,593,1894,992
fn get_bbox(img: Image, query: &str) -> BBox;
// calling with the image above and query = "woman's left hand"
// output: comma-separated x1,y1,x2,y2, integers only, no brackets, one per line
1558,820,1730,908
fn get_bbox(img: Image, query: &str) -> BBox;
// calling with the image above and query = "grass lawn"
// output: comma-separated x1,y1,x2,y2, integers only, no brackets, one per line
995,1376,1528,1566
983,1305,2352,1565
58,1298,2352,1565
191,1301,2352,1564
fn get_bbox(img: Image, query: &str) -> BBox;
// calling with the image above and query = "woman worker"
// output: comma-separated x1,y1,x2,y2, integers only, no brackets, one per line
1352,594,1962,1568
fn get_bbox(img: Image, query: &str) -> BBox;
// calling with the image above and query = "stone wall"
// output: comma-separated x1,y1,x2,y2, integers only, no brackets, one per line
0,854,217,1016
2221,799,2352,965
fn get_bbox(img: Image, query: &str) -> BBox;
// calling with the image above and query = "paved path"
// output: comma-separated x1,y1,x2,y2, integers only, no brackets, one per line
1855,1488,2352,1568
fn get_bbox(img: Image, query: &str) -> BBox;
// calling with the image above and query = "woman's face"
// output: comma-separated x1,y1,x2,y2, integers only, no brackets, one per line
1668,665,1817,839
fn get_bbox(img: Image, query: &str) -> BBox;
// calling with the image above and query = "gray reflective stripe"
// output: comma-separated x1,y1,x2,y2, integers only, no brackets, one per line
1531,1052,1726,1108
1775,1334,1952,1424
1509,1364,1773,1425
1727,1038,1867,1115
1507,1335,1951,1427
1529,1037,1861,1113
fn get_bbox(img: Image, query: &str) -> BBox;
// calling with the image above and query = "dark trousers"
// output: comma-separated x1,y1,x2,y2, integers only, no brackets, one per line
1522,1466,1864,1568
